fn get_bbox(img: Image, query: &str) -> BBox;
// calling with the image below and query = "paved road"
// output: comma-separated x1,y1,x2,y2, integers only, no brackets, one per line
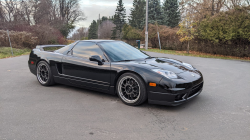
0,52,250,140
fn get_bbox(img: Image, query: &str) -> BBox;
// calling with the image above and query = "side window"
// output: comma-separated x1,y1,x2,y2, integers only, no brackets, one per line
56,42,76,54
71,42,106,60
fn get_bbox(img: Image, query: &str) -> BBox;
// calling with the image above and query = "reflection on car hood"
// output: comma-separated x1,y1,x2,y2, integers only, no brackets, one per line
131,57,193,74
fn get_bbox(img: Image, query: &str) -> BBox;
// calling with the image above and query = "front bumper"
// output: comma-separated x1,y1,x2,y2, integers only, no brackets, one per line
148,71,204,106
148,83,203,106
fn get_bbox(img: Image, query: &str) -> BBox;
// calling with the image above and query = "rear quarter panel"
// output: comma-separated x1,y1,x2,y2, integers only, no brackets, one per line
28,49,63,76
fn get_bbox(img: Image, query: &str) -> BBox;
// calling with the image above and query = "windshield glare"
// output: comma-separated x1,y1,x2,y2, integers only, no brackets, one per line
99,41,149,62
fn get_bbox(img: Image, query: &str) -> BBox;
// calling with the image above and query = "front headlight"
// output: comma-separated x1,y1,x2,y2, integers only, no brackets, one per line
152,69,178,79
183,62,195,69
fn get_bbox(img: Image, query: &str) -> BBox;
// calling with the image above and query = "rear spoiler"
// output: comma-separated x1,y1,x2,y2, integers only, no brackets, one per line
36,45,66,51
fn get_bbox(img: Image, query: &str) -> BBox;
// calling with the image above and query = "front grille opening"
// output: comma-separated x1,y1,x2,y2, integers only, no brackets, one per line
175,93,187,101
176,83,188,88
188,82,203,98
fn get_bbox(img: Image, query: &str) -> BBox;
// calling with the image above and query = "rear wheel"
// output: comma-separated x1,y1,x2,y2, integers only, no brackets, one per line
116,73,147,106
36,61,55,86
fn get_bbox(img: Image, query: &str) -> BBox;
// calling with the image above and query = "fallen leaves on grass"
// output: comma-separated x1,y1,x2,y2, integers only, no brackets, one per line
0,47,31,59
142,48,250,61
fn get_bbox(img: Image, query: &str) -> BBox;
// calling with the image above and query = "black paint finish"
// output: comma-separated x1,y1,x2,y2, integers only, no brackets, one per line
28,40,204,106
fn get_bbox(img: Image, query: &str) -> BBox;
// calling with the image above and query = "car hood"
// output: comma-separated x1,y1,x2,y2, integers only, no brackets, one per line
133,57,193,74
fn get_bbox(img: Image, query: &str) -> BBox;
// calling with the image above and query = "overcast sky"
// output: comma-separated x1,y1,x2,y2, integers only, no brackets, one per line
69,0,164,37
76,0,134,27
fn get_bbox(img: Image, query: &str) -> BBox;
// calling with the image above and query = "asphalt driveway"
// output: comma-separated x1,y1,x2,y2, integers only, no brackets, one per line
0,52,249,140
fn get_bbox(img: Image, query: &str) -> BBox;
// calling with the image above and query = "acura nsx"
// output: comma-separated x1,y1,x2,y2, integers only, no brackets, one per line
28,40,204,106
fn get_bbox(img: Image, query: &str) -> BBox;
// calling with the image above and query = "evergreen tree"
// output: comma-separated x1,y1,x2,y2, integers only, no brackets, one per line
162,0,180,27
111,27,117,39
111,14,120,39
148,0,164,25
129,0,146,30
102,16,108,22
88,20,98,39
113,0,126,33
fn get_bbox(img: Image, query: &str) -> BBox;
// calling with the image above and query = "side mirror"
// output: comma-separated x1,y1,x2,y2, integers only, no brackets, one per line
89,55,103,65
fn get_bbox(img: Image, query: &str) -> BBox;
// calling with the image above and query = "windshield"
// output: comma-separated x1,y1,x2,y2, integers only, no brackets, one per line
99,41,149,62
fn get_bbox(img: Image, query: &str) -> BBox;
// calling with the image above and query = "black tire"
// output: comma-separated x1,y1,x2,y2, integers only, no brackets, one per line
116,73,147,106
36,61,55,86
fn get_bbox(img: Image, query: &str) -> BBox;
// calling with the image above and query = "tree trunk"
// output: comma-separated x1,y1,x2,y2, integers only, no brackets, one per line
187,41,189,54
212,0,215,16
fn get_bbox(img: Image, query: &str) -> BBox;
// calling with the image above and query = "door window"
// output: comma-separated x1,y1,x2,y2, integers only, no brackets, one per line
71,42,106,60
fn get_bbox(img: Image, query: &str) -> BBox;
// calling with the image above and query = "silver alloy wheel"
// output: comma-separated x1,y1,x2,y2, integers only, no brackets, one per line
118,76,140,103
37,63,49,84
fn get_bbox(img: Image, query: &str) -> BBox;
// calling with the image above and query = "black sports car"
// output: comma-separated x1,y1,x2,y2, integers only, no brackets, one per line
28,40,203,106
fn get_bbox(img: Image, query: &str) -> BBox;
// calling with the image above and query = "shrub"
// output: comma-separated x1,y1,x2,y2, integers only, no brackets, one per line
141,24,182,49
196,6,250,57
198,6,250,43
30,25,67,45
122,24,143,40
0,30,38,49
0,25,67,49
10,24,67,46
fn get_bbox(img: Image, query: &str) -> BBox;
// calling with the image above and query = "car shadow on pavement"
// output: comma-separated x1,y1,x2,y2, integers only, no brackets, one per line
52,84,118,98
140,96,201,111
51,83,202,111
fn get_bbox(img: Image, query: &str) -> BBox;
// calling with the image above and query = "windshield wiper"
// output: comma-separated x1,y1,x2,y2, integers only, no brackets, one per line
116,60,133,62
145,56,155,59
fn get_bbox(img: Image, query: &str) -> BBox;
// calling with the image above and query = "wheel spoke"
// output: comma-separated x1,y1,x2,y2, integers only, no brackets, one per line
127,78,130,85
130,79,134,85
41,76,45,81
122,81,126,86
128,94,131,100
37,63,49,84
133,95,137,98
118,76,141,104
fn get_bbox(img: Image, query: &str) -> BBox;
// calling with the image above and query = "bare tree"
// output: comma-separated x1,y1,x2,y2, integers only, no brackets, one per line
77,27,88,38
98,20,115,39
180,0,226,22
0,0,19,22
0,0,86,37
19,0,34,25
57,0,86,24
224,0,250,9
180,0,250,20
70,27,89,40
33,0,53,24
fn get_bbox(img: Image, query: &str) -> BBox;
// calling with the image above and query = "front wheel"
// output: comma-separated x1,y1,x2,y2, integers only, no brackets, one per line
116,73,147,106
36,61,55,86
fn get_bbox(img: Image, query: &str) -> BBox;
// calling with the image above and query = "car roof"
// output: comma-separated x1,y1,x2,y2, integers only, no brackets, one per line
79,40,117,43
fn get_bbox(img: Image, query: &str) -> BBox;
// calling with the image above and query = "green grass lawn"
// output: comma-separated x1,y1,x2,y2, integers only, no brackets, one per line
141,48,250,61
0,47,31,59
